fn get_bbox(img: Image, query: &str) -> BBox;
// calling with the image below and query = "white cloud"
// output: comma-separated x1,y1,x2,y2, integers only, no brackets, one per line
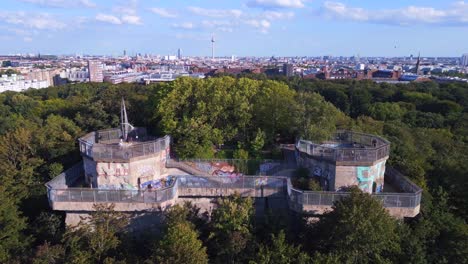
18,0,96,8
0,11,66,30
23,36,33,42
172,22,195,30
245,19,271,33
99,0,142,25
149,7,177,18
96,13,122,25
201,20,236,32
188,6,243,18
321,1,468,26
262,11,295,20
247,0,305,9
112,0,138,15
122,15,142,25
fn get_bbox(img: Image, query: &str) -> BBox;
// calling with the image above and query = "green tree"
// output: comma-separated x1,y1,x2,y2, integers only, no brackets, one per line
209,194,254,263
294,92,345,142
250,128,265,158
63,204,128,263
312,187,401,263
253,80,297,143
33,242,65,264
0,187,29,263
153,221,208,264
253,231,310,264
368,102,405,121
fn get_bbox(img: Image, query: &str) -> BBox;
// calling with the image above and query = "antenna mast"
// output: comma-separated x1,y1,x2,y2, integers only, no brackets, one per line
121,98,130,141
211,35,215,60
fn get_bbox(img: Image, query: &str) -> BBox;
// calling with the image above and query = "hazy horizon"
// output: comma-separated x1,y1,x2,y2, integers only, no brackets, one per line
1,0,467,57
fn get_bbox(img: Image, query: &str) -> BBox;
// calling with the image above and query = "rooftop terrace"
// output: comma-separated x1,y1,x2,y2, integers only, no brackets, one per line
296,130,390,164
78,127,170,162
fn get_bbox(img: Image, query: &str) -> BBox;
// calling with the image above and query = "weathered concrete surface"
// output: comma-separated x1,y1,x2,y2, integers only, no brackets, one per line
292,203,420,219
386,205,420,219
53,200,177,212
64,196,289,228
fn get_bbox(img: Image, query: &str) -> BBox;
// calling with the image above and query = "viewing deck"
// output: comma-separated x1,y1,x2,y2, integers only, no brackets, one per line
296,130,390,165
78,128,171,162
46,160,422,218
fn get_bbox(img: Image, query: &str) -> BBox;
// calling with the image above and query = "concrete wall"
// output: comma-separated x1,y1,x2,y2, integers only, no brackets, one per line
83,147,170,189
129,149,168,187
296,203,420,219
335,159,386,193
296,153,336,191
297,150,388,193
83,157,97,187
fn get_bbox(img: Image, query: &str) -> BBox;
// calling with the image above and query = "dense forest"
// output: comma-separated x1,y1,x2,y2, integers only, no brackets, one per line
0,76,467,263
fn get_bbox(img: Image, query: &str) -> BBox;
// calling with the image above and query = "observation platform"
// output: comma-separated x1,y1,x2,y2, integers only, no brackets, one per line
296,130,390,166
46,126,421,220
46,160,422,219
79,128,170,163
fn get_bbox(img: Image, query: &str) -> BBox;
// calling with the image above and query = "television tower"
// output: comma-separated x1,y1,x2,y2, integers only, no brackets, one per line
211,35,215,60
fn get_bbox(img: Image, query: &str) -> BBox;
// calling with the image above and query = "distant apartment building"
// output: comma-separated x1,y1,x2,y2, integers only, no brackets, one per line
103,71,145,84
462,54,468,67
0,74,48,92
60,68,89,82
88,60,104,82
283,63,293,77
25,69,56,87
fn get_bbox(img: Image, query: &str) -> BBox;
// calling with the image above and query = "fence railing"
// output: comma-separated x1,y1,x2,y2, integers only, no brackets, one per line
47,170,420,209
79,135,171,161
173,159,286,175
48,180,178,204
46,162,84,189
177,175,286,198
290,190,421,208
296,131,390,163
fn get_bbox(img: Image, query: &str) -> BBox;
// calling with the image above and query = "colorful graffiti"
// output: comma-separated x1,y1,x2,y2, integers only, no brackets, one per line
313,166,322,177
97,162,129,177
255,177,268,186
99,183,137,190
259,162,280,174
191,162,243,177
140,176,175,189
356,161,385,193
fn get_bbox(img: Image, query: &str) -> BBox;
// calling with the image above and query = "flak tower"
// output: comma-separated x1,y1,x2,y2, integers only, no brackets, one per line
78,99,171,191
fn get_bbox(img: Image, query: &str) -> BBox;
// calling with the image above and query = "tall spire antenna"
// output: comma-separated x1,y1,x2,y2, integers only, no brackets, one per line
415,52,421,75
211,34,215,60
121,98,129,141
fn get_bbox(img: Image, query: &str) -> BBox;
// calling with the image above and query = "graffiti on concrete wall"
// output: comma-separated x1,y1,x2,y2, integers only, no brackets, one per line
259,162,280,174
191,162,243,177
97,162,129,177
356,161,385,193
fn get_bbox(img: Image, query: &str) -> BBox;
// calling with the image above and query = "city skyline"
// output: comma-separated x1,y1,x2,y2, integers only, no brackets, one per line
0,0,467,57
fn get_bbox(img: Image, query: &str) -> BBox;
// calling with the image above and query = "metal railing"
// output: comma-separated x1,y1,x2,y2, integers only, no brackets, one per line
48,180,178,204
79,135,171,161
177,175,286,198
173,159,286,175
291,190,421,208
296,131,390,163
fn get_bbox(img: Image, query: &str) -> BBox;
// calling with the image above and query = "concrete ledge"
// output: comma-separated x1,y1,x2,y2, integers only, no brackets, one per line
292,203,420,218
51,200,177,212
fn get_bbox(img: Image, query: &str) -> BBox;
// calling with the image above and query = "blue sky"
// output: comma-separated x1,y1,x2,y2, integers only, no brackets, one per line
0,0,467,57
